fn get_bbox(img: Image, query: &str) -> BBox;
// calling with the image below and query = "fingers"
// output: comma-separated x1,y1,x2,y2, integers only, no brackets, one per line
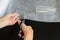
12,14,19,21
17,20,21,25
8,14,19,24
2,12,21,27
22,24,27,32
13,17,19,24
10,13,21,25
22,24,33,32
9,13,19,20
21,24,33,35
5,13,18,18
6,13,21,25
18,30,24,38
18,31,22,37
19,24,33,40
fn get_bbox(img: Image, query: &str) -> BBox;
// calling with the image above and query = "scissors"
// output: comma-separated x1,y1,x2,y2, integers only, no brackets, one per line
19,19,25,38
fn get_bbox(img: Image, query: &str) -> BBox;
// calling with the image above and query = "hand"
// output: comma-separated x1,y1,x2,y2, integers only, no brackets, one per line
0,13,19,28
18,20,33,40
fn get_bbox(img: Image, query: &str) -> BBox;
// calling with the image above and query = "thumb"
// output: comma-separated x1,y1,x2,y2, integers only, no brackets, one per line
22,24,27,32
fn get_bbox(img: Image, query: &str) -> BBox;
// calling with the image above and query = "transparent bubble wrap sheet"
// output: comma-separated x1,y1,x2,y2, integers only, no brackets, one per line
6,0,60,22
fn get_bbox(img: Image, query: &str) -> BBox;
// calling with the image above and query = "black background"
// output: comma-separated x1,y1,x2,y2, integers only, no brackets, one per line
0,19,60,40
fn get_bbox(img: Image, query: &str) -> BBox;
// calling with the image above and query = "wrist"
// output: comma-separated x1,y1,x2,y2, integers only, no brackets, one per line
0,21,7,29
0,17,7,29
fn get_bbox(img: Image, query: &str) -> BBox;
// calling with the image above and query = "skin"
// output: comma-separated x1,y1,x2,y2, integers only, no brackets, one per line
0,13,19,28
18,20,33,40
0,13,33,40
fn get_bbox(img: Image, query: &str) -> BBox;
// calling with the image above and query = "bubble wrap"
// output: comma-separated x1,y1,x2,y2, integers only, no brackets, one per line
6,0,60,22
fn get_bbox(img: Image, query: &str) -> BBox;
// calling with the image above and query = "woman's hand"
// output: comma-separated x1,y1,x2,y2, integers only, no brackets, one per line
18,20,33,40
0,13,19,28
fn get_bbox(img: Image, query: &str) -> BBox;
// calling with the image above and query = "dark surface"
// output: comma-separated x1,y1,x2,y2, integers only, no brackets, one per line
0,19,60,40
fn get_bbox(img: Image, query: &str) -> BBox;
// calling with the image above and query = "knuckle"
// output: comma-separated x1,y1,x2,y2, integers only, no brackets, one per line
27,26,33,32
